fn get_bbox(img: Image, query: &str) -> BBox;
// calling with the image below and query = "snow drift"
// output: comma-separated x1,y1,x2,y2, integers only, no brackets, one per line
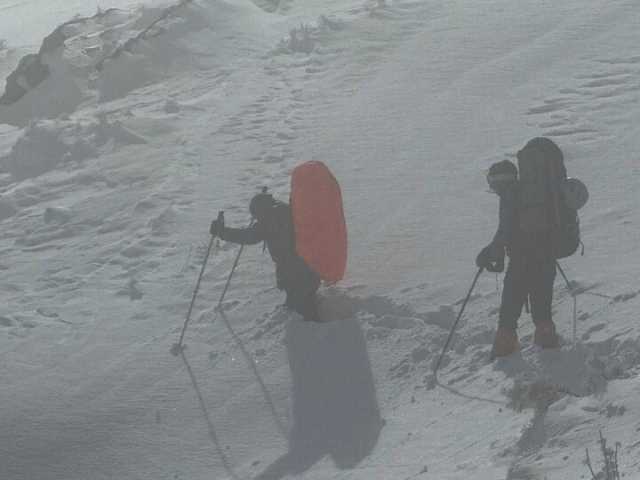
2,116,147,180
0,1,205,127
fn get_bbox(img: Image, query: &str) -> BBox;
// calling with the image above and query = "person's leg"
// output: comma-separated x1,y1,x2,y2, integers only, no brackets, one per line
499,255,528,330
284,265,321,322
285,289,320,321
493,255,527,358
530,258,559,348
301,292,320,323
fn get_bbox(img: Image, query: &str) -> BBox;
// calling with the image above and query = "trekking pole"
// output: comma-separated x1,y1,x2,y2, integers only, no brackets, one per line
214,240,246,313
556,261,578,345
172,215,252,355
433,267,484,381
171,233,217,355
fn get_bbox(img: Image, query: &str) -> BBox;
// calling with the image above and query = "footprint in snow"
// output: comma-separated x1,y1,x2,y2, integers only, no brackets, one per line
613,290,640,303
581,323,607,341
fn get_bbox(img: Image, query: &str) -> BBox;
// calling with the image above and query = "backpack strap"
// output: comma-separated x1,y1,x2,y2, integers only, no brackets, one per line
548,156,563,228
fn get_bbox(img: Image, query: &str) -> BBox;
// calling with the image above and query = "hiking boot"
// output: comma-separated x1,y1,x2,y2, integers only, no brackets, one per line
491,327,520,359
534,321,559,349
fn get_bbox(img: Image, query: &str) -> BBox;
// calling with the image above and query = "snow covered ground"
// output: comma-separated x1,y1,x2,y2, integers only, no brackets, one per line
1,0,639,479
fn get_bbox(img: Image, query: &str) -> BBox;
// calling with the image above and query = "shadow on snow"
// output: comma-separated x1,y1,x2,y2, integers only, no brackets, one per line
255,314,383,479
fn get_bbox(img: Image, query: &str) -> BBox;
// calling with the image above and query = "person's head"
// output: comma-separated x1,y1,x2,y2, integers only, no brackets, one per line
249,187,276,221
486,159,517,195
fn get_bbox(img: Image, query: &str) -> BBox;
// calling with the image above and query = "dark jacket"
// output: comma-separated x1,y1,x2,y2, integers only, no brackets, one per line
492,183,552,259
220,202,319,292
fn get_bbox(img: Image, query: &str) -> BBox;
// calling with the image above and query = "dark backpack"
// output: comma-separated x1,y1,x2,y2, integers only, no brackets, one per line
516,138,581,259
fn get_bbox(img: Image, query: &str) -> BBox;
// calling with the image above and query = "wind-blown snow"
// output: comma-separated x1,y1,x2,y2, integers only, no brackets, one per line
1,0,640,479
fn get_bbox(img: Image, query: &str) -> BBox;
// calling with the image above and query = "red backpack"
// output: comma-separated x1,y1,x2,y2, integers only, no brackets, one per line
290,161,347,284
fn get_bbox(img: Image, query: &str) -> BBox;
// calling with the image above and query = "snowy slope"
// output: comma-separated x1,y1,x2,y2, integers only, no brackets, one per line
1,0,640,479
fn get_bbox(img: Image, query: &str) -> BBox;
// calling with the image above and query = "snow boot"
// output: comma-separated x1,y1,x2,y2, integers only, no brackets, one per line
534,320,559,349
491,327,520,359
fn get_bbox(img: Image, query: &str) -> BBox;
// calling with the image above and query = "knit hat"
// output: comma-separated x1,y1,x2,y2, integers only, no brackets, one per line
486,159,517,192
249,187,275,219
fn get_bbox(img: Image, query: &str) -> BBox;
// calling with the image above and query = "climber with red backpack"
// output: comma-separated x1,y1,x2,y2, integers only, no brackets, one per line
477,137,588,359
210,161,347,322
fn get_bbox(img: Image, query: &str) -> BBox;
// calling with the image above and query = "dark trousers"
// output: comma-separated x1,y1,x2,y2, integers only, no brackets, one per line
499,253,556,331
285,285,320,322
278,258,321,322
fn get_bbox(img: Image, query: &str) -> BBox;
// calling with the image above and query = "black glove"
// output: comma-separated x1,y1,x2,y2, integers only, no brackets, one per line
476,244,505,273
210,211,224,237
486,253,504,273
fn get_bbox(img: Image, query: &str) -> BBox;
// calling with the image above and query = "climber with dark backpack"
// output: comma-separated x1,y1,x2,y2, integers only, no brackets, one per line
476,137,588,359
210,161,347,322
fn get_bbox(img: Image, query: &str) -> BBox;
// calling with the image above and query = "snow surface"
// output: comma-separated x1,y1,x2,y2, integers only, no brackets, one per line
1,0,640,479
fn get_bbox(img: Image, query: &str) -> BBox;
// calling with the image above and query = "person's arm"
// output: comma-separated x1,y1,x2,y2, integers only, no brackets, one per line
491,187,517,252
477,185,516,271
220,222,264,245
